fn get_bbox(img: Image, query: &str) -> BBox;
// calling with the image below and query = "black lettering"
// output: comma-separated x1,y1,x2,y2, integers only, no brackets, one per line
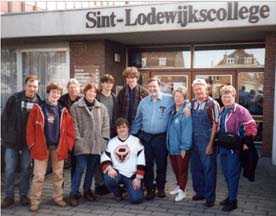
110,12,116,27
239,6,249,19
207,9,216,21
248,6,259,23
233,1,238,20
260,5,270,18
137,13,147,25
125,9,136,26
86,11,97,28
188,5,199,22
156,12,164,24
227,2,234,20
199,9,208,22
164,11,177,23
147,7,157,25
217,8,227,21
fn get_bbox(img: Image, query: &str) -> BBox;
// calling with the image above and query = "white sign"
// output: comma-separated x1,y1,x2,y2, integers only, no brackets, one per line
2,1,276,38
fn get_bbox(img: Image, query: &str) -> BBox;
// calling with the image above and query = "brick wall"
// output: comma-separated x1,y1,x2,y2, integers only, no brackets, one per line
70,40,126,91
263,33,276,156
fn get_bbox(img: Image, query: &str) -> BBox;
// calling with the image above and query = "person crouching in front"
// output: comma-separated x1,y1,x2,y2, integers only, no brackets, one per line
26,82,75,212
101,118,145,204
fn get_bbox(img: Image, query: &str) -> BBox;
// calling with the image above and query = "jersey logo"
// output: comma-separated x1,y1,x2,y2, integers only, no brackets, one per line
114,145,130,163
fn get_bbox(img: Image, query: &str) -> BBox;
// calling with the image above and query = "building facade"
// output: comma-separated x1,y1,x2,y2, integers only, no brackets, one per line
1,1,276,161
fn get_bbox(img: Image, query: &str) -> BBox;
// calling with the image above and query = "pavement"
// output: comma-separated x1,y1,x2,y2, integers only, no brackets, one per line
1,157,276,216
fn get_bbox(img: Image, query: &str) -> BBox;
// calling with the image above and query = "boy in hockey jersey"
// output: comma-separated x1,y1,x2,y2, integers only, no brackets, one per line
101,118,145,204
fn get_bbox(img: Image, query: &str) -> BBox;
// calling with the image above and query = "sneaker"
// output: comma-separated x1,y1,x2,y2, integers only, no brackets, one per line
83,191,96,201
222,200,237,212
169,186,180,195
175,190,186,202
30,203,39,212
20,196,30,206
1,197,15,209
54,199,66,207
69,195,79,207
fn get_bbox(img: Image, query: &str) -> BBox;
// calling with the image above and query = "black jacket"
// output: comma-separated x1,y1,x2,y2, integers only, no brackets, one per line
1,91,42,150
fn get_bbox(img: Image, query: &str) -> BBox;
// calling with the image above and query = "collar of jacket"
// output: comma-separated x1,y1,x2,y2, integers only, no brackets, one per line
220,103,237,113
77,97,101,108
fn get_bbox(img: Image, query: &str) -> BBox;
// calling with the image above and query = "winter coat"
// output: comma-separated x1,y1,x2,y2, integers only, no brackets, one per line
70,98,110,155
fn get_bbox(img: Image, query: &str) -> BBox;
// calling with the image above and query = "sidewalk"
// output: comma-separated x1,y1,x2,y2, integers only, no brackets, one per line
1,157,276,216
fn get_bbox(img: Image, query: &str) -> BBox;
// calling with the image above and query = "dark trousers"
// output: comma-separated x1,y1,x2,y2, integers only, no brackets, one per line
103,173,143,204
70,154,100,196
139,131,167,191
170,153,190,191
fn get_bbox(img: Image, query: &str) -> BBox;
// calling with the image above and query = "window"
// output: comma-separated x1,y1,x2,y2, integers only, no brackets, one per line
1,49,18,109
142,57,147,67
238,72,264,115
155,75,189,94
194,48,265,68
158,57,167,66
22,49,69,99
141,49,191,68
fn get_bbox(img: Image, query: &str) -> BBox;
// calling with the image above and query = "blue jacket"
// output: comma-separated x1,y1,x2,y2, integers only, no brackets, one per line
167,102,193,155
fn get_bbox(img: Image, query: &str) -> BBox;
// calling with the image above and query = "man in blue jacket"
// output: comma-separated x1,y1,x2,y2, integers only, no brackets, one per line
132,77,174,200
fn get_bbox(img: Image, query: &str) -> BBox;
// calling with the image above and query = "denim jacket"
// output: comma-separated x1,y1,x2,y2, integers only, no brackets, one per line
167,101,193,155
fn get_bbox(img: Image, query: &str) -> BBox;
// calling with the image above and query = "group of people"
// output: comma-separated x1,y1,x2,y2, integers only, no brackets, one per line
1,66,257,213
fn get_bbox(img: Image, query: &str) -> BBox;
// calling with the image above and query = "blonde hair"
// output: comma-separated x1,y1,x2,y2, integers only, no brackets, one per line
173,87,187,98
67,78,80,89
220,85,236,96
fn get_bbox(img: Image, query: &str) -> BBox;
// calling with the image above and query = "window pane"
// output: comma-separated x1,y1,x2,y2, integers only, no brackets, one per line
155,75,188,94
194,48,265,68
22,50,69,99
1,49,17,110
141,50,191,68
238,72,263,115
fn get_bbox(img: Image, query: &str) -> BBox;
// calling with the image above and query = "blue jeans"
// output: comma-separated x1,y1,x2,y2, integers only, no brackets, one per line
220,147,241,201
71,154,100,196
103,173,143,204
4,147,31,198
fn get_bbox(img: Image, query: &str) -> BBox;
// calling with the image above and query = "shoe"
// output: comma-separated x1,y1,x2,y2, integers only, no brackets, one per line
30,203,39,212
169,185,180,195
95,185,110,196
20,196,30,206
145,189,155,200
157,189,166,198
192,194,205,201
1,197,15,209
54,199,66,207
69,195,79,207
220,197,230,206
83,191,97,201
204,200,215,208
175,190,186,202
222,200,237,212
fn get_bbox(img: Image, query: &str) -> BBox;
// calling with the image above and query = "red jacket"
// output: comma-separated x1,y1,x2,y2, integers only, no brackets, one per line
26,103,75,161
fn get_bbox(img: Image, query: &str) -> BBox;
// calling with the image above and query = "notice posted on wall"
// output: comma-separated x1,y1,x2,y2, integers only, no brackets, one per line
74,64,100,88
